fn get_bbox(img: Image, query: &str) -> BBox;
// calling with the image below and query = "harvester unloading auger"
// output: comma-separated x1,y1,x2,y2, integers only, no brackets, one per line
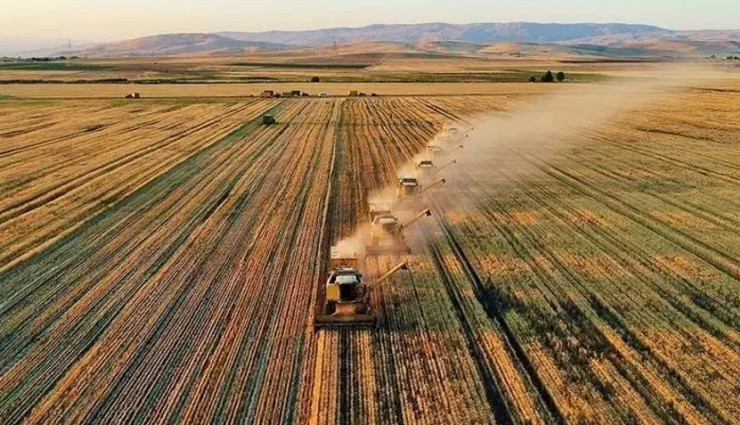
366,208,432,255
313,248,409,328
422,178,446,193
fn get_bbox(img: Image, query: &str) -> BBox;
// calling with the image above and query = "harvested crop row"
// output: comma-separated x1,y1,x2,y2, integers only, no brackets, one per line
0,88,737,424
0,99,321,423
0,100,275,272
427,87,739,423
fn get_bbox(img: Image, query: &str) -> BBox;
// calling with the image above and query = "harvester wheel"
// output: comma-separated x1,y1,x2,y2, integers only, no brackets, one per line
324,301,336,315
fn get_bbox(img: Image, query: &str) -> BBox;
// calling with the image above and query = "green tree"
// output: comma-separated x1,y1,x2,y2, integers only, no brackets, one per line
556,71,566,82
541,70,554,83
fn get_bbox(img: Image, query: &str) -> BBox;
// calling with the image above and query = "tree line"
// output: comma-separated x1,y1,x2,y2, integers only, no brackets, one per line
529,70,566,83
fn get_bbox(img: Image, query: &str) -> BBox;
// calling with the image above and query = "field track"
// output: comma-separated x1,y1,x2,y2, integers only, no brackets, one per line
0,88,738,424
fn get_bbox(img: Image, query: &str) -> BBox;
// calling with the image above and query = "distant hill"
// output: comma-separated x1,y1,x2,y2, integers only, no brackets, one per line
0,36,74,57
218,22,669,46
27,22,740,58
71,34,292,57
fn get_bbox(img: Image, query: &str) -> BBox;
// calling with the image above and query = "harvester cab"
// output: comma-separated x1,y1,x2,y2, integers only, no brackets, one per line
314,247,410,329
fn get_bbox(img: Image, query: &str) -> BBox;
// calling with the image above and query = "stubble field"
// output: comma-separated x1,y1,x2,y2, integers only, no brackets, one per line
0,71,738,424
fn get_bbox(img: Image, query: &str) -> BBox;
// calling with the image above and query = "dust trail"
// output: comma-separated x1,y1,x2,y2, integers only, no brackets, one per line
334,64,720,256
332,224,369,258
426,64,723,212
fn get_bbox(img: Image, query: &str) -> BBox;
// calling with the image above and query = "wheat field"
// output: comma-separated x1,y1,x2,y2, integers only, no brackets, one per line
0,65,738,424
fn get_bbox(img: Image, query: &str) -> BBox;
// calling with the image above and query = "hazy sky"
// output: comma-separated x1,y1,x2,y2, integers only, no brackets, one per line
0,0,737,41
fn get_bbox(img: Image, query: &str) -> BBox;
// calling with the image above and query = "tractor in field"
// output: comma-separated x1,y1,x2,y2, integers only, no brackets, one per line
366,208,432,255
314,248,409,328
262,114,276,125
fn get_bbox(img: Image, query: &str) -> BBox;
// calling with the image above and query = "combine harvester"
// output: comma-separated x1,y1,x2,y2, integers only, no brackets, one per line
314,248,409,328
427,125,471,159
438,126,473,144
395,176,446,209
427,143,464,161
416,159,457,180
366,208,432,255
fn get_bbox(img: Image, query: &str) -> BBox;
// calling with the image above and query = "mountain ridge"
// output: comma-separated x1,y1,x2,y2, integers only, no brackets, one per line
216,22,671,45
4,22,738,58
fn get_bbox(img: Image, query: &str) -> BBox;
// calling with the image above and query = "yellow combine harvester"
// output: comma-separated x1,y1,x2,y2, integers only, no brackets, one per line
395,176,446,209
366,208,432,255
313,248,409,328
438,126,473,145
416,159,457,180
395,176,423,209
427,143,464,160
